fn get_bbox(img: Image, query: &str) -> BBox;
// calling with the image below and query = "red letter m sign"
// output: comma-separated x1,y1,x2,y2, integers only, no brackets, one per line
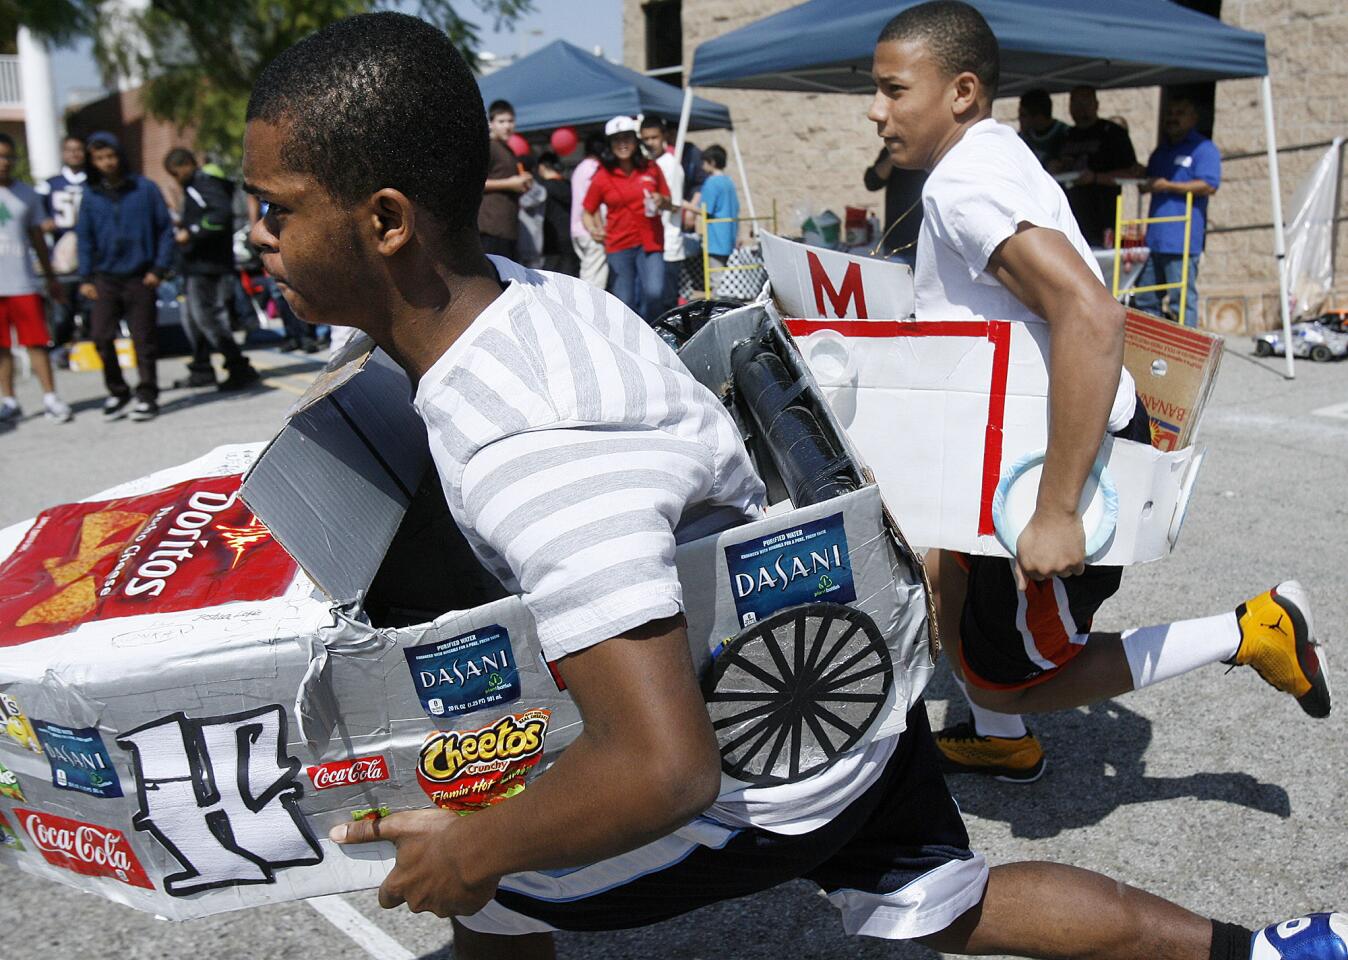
807,251,868,319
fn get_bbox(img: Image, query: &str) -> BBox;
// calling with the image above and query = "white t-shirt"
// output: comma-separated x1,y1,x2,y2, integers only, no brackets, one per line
654,151,685,262
413,257,898,833
915,118,1136,431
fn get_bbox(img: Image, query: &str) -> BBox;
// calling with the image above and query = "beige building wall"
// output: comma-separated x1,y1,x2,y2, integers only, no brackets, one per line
624,0,1348,331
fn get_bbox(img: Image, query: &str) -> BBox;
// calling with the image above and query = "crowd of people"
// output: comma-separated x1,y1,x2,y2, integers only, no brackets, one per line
0,130,335,428
862,81,1221,328
476,98,740,321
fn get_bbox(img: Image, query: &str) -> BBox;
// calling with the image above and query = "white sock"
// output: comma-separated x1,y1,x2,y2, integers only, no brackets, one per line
42,391,60,403
1121,610,1241,690
952,672,1028,738
0,395,16,409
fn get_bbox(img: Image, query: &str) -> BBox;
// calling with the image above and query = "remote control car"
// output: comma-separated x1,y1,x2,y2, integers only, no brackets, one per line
1253,318,1348,362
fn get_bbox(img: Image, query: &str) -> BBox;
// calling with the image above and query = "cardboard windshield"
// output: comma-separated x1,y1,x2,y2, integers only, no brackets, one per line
760,231,914,321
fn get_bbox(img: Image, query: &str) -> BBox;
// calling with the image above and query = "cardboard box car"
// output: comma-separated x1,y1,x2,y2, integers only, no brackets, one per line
758,232,1220,563
0,310,934,919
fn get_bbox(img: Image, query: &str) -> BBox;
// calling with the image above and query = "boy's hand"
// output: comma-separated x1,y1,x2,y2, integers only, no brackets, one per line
331,810,499,918
79,282,98,301
1013,508,1086,589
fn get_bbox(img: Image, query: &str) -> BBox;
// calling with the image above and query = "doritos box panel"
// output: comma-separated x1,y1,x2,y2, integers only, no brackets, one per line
0,308,933,920
759,233,1211,564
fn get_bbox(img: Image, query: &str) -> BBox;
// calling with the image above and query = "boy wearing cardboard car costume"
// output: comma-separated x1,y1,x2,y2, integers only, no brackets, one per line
858,1,1329,783
241,13,1344,960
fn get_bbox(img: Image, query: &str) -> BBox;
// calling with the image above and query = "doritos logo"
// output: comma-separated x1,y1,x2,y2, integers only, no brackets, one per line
0,475,297,647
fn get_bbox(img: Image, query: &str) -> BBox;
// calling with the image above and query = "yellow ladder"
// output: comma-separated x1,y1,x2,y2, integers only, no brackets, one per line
700,199,779,299
1112,192,1194,323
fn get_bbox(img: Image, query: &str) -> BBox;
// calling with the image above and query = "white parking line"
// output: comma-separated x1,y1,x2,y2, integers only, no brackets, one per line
306,895,420,960
1312,400,1348,420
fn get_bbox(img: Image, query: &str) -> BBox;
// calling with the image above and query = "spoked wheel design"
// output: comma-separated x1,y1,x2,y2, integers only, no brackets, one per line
703,603,892,786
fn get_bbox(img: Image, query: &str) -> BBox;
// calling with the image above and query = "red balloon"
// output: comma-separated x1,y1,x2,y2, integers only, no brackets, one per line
506,133,530,157
550,125,579,156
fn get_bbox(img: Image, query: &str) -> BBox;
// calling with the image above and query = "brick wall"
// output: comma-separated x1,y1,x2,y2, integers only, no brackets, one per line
625,0,1348,331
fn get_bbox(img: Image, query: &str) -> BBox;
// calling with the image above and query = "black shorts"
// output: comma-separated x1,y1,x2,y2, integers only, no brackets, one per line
959,397,1152,690
458,701,988,941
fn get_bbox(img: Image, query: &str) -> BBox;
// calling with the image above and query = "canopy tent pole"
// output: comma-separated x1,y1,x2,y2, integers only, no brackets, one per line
674,85,694,174
1261,74,1295,379
729,129,758,225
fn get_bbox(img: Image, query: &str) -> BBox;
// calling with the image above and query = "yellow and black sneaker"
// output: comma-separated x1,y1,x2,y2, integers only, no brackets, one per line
1229,580,1331,719
935,720,1046,783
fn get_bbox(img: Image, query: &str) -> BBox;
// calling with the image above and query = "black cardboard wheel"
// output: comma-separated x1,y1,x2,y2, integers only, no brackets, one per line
703,603,892,786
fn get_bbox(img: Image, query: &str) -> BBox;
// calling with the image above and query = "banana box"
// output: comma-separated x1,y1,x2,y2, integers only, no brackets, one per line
0,309,933,919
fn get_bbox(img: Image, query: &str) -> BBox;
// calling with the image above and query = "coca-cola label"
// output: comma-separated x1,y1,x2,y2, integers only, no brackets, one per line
0,810,24,851
16,809,152,888
32,720,122,799
0,758,25,801
306,755,390,791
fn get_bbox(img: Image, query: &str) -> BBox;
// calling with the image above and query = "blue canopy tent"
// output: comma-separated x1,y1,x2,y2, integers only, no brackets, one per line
478,39,732,133
680,0,1296,375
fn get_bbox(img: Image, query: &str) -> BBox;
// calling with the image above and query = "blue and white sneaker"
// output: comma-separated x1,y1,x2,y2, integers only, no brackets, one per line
1251,914,1348,959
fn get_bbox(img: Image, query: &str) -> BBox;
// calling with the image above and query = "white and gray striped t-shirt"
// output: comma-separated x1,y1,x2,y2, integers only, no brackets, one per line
413,257,766,662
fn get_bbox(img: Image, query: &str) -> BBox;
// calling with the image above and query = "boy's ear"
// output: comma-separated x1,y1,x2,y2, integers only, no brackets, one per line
369,188,416,256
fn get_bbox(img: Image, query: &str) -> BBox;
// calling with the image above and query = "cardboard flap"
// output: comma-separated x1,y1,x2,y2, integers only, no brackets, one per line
241,349,430,603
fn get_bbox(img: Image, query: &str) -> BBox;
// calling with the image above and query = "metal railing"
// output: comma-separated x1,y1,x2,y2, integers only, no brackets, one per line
0,56,20,106
1112,192,1193,322
699,199,778,299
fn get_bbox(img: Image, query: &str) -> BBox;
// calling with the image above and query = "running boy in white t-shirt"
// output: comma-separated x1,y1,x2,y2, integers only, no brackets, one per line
866,0,1329,785
239,11,1342,960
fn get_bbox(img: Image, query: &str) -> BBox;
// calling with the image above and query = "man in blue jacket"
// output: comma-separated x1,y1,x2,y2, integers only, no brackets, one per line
75,131,174,421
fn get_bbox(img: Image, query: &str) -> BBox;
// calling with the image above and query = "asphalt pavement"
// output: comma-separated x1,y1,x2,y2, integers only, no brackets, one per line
0,338,1345,959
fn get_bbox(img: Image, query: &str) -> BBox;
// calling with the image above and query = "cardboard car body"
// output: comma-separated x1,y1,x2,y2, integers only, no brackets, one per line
757,232,1221,564
0,309,933,919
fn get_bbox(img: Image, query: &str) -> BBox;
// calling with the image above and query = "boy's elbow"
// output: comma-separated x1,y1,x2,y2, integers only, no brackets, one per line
655,735,722,822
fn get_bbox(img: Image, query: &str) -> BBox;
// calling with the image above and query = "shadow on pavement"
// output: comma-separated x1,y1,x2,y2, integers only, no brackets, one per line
925,670,1291,840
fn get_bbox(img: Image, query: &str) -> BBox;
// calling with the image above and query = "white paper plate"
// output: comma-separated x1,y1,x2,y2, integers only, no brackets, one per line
991,450,1119,561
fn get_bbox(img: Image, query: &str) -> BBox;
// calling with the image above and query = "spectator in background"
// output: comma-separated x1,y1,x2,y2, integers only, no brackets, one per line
76,131,173,422
36,135,87,360
570,133,608,288
536,151,579,276
640,116,686,317
479,99,531,258
515,152,547,269
1017,88,1068,168
164,148,260,391
1056,86,1138,247
1134,97,1220,328
583,115,671,321
862,146,927,261
0,133,72,424
699,144,739,295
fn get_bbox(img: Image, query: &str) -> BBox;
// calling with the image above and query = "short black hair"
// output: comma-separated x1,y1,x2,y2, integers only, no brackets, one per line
703,144,727,169
247,12,488,232
878,0,999,99
488,99,514,120
639,116,665,132
537,150,562,171
164,147,196,170
1019,89,1052,118
0,132,14,152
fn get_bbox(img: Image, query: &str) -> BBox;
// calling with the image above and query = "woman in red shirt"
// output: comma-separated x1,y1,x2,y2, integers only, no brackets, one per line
581,115,672,322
